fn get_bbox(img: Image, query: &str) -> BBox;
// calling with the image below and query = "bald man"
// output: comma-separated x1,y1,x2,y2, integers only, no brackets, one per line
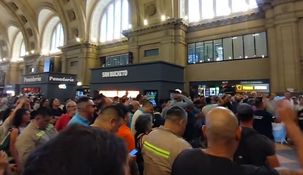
55,100,77,132
172,107,278,175
91,105,124,133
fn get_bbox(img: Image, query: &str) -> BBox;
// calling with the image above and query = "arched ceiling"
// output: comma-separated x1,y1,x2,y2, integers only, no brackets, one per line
0,0,86,54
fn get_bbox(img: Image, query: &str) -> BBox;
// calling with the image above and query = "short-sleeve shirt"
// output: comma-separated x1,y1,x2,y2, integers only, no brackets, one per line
172,149,279,175
142,127,192,175
68,113,90,127
16,122,57,165
55,114,72,132
253,110,275,140
234,127,275,166
116,124,135,151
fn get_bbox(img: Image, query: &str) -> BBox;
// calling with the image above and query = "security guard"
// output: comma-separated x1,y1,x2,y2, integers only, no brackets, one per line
16,107,57,168
142,106,192,175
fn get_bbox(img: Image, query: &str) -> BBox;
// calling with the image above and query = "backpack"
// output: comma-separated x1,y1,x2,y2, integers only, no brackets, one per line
234,129,257,165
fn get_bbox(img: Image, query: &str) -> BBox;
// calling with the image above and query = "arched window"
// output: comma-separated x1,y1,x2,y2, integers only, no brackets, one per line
20,40,26,57
180,0,258,23
97,0,130,43
50,23,64,53
11,31,25,62
39,9,64,55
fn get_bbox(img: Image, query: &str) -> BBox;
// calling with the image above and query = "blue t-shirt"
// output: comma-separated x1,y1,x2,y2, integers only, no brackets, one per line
68,113,90,127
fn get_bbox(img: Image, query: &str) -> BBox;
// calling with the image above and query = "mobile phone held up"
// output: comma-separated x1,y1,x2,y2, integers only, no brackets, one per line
129,149,139,157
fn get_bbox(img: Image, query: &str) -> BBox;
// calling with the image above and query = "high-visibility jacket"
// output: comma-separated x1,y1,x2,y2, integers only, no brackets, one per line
142,127,192,175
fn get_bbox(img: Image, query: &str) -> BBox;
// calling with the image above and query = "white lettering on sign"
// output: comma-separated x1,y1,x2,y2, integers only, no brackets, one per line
102,70,128,78
24,77,42,83
49,76,75,82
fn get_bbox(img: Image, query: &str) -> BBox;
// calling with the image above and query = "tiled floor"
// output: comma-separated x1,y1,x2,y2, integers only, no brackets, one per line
276,144,300,170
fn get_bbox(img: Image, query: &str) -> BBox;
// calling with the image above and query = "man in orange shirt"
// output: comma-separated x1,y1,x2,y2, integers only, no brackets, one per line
116,103,135,151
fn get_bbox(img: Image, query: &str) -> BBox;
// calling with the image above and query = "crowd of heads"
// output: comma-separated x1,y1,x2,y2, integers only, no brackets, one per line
0,90,302,175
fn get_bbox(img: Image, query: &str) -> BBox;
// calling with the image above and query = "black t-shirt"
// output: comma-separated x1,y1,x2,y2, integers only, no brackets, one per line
253,110,275,140
50,108,64,117
172,149,278,175
234,127,275,167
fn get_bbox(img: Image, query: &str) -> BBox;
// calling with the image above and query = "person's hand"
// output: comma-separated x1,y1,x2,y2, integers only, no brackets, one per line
0,151,8,169
277,100,297,124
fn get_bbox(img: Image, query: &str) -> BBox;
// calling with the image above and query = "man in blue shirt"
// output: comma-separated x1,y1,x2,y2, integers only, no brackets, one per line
68,97,96,127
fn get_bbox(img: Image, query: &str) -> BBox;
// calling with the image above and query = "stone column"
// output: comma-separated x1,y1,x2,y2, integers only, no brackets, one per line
61,43,98,85
264,0,303,92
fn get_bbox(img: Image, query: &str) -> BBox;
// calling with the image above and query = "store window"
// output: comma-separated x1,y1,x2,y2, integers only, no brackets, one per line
144,49,159,57
188,32,268,64
180,0,258,23
100,0,130,42
103,53,129,67
223,38,233,60
188,43,197,64
233,36,244,59
214,39,223,61
204,41,214,62
255,32,267,58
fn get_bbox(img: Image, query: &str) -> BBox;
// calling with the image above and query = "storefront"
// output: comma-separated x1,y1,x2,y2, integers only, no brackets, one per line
190,79,270,97
90,61,184,104
3,85,20,96
20,73,77,100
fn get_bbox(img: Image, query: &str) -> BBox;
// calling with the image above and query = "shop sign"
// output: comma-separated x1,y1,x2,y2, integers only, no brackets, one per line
24,76,42,83
236,84,269,92
49,76,75,82
102,70,128,78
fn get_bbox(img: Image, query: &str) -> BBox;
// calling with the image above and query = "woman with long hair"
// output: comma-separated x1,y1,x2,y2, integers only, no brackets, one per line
9,108,31,173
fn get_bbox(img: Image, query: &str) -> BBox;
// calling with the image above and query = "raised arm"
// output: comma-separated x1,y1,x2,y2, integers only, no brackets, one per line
275,100,303,175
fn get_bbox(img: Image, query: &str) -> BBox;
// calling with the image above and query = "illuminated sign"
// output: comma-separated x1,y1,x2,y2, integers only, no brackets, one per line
58,84,67,89
102,70,128,78
49,76,75,82
24,76,42,83
242,85,254,90
236,84,269,92
254,85,268,90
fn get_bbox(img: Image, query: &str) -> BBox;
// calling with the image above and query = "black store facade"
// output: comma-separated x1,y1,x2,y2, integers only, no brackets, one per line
20,73,77,101
90,62,184,103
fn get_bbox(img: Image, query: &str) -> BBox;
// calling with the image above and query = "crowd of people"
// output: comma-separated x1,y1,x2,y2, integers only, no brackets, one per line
0,90,302,175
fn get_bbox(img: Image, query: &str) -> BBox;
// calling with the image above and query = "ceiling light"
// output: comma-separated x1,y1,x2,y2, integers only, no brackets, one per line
161,15,166,22
143,19,148,26
76,37,81,42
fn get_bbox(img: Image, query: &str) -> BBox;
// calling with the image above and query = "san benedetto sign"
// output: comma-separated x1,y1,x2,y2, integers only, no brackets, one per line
102,70,128,78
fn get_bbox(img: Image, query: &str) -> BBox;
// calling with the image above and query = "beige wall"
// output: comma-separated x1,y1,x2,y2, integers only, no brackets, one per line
185,58,270,82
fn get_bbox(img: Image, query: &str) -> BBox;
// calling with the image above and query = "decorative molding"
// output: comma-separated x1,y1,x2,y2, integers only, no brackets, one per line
188,11,265,33
61,42,97,52
99,39,129,49
123,18,188,38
